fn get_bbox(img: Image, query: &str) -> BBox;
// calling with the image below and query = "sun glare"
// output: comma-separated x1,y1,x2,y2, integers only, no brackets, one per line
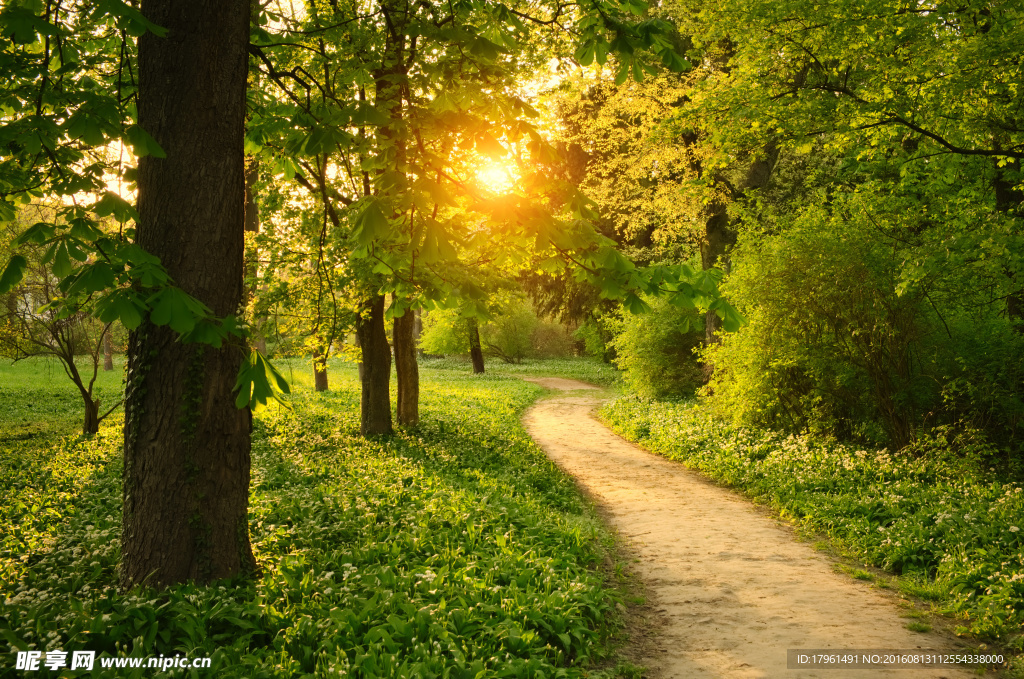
475,162,517,195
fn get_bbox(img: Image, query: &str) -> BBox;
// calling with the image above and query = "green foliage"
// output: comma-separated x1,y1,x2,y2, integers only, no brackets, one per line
420,301,577,363
2,361,624,676
608,293,703,399
418,308,470,356
480,300,539,365
705,190,1024,451
602,395,1024,643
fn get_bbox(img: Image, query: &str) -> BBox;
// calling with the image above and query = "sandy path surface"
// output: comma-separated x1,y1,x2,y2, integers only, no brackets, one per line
521,377,980,679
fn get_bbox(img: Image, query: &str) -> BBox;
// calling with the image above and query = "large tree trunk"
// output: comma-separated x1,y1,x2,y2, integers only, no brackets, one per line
122,0,254,588
356,295,393,435
468,317,485,374
393,304,419,426
313,344,328,392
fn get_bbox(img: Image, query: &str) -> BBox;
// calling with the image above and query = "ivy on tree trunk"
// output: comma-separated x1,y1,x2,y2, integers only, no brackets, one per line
121,0,255,588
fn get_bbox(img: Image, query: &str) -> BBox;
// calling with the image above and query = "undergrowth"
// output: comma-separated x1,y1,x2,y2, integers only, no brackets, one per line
601,395,1024,654
2,363,621,677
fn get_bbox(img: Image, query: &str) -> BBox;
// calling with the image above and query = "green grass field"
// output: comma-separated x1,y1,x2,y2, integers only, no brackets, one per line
1,356,628,678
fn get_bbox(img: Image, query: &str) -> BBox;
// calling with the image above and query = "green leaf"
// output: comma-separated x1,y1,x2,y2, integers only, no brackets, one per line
233,350,290,411
125,124,167,159
573,40,596,67
0,255,28,293
67,113,106,146
352,199,390,245
53,242,73,278
614,59,630,86
94,0,168,37
94,289,146,330
475,132,505,159
147,287,209,334
93,191,139,223
63,261,116,297
14,222,56,246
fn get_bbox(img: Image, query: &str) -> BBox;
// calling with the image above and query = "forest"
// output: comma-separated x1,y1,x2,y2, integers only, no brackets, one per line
1,0,1022,676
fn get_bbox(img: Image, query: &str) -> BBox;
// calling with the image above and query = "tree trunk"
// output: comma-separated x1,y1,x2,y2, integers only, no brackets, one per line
995,158,1024,326
83,396,100,435
468,317,485,374
122,0,254,588
393,304,419,426
103,329,114,371
413,307,423,357
356,295,393,435
244,157,260,233
313,344,328,392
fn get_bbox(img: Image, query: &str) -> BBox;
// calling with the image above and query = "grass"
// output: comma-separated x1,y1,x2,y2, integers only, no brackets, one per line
1,356,634,678
417,356,623,389
0,355,125,441
601,395,1024,660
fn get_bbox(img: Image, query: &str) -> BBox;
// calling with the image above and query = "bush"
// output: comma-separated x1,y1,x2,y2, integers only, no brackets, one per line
607,294,703,399
602,394,1024,643
705,194,1024,453
420,301,576,363
418,308,469,355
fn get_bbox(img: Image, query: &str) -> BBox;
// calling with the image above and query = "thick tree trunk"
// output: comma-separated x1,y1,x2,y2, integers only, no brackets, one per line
393,305,419,426
103,329,114,371
313,344,328,392
468,317,485,374
356,295,393,435
122,0,254,588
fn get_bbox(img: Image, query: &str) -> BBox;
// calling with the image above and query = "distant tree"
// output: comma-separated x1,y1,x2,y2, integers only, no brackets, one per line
1,216,122,434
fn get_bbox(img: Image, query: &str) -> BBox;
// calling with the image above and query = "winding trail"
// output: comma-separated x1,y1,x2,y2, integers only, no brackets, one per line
521,377,982,679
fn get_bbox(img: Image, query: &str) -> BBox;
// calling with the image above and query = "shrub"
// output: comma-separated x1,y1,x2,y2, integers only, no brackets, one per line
607,294,703,399
705,193,1024,453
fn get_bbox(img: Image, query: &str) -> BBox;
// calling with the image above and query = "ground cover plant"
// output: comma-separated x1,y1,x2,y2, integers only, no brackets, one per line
601,396,1024,654
417,357,622,390
2,361,623,677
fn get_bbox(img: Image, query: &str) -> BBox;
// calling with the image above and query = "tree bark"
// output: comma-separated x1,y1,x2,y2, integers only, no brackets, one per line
83,395,100,435
313,344,328,392
356,295,393,435
122,0,255,588
393,304,419,426
468,317,485,374
413,307,423,357
103,328,114,371
995,158,1024,325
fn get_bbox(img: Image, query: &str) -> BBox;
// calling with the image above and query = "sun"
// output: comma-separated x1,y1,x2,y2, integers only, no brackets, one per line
475,161,517,195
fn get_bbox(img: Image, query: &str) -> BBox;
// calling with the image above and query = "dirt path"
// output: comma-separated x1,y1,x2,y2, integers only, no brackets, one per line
521,377,982,679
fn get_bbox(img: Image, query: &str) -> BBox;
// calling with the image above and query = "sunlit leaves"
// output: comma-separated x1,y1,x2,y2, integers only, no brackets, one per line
352,199,390,246
234,349,291,411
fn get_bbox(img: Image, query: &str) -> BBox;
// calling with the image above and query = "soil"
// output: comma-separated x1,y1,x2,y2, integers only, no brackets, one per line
521,377,987,679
